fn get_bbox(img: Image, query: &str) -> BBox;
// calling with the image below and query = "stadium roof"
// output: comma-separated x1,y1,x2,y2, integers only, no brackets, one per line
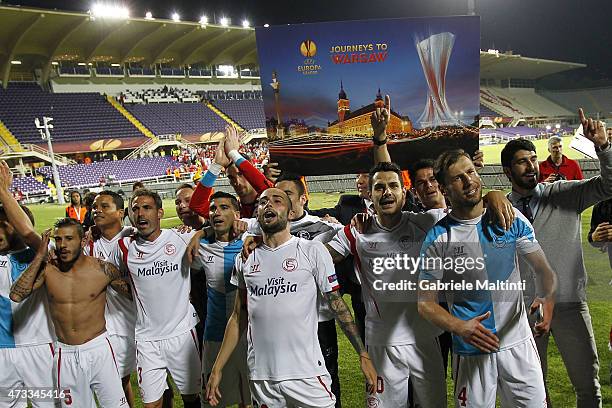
0,5,257,86
0,5,587,87
480,50,585,80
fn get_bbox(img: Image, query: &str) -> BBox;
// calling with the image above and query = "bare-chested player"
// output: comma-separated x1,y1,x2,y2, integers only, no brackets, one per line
10,218,130,408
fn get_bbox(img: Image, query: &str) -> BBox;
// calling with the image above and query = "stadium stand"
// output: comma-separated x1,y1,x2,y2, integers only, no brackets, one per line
211,99,266,130
538,87,612,118
37,156,179,188
479,103,503,117
0,83,143,144
10,176,49,194
120,88,200,104
125,103,228,136
480,87,572,118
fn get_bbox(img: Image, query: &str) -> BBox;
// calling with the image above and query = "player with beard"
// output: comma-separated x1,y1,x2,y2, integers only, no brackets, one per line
325,161,515,407
10,218,130,408
191,191,251,407
501,109,611,407
205,188,377,407
0,161,56,408
418,150,557,407
107,189,201,408
190,127,274,219
274,173,344,407
85,191,137,407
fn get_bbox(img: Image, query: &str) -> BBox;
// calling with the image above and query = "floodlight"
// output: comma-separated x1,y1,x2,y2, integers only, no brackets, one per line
220,17,229,27
91,3,129,19
172,12,180,22
242,20,250,28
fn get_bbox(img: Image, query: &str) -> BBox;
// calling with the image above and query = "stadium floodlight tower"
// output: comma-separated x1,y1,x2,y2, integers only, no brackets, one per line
415,32,459,128
35,116,65,205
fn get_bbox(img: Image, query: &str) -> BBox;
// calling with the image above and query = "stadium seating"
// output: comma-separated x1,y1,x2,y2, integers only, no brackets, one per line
0,83,143,144
125,103,228,136
212,99,265,130
37,156,179,188
11,176,49,194
121,88,200,104
480,87,572,118
480,104,503,117
538,87,612,118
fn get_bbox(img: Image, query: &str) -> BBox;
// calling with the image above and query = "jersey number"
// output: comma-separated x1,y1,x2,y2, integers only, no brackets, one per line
458,387,467,406
138,367,143,384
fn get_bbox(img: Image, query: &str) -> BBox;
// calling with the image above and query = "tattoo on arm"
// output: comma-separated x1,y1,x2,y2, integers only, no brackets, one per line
10,257,46,302
110,278,132,300
325,290,366,355
99,259,121,281
99,259,132,299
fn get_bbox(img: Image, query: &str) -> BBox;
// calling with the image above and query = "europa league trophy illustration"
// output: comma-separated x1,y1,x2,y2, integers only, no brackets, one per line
270,70,284,139
416,32,458,128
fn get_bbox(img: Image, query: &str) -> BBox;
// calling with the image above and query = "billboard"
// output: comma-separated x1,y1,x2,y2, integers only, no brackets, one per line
255,16,480,175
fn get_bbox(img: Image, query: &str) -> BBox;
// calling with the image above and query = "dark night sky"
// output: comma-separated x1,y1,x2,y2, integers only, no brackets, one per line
4,0,612,80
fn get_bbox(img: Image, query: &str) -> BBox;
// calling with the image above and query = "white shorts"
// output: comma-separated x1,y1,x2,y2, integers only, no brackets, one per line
135,328,201,404
0,343,56,408
202,339,250,407
108,334,136,379
54,332,127,408
365,341,446,408
250,374,335,408
452,337,546,408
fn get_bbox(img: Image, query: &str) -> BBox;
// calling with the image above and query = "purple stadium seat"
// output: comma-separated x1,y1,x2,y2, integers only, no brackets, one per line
212,99,265,130
0,83,142,144
37,156,180,188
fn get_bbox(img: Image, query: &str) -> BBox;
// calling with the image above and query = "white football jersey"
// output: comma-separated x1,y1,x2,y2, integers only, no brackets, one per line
231,236,339,381
108,229,199,341
84,227,137,339
328,210,446,346
248,212,342,321
0,249,55,347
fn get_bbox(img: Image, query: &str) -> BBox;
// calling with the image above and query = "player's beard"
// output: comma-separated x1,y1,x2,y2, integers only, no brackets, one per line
260,215,288,235
454,183,482,209
512,167,538,190
57,249,81,272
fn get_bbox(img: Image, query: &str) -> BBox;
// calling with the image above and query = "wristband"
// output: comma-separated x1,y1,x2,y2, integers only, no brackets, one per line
372,137,388,146
228,150,243,163
208,162,223,176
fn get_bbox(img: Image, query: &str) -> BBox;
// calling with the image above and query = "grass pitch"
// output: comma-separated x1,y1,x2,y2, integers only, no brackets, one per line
480,135,589,164
28,192,611,407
